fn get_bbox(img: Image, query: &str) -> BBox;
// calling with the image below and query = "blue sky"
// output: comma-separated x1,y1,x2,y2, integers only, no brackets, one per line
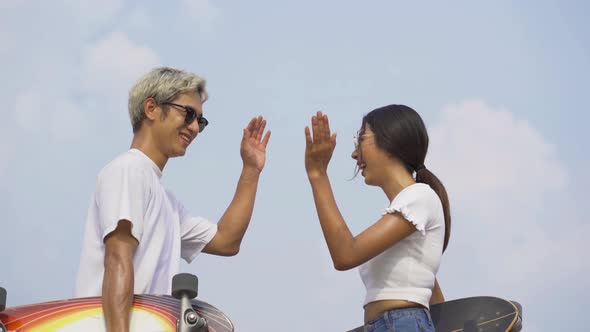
1,1,588,331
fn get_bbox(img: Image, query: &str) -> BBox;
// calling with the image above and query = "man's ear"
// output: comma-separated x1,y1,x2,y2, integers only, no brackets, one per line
143,98,159,121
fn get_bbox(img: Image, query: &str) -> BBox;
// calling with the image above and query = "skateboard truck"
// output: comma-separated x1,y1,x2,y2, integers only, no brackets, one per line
172,273,207,332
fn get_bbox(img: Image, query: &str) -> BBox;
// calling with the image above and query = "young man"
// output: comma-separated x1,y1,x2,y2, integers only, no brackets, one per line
75,67,271,332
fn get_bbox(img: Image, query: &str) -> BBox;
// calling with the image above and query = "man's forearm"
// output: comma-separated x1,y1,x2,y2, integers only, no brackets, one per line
102,260,134,332
217,166,261,248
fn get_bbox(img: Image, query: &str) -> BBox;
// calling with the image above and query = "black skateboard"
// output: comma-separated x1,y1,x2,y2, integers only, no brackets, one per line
347,296,522,332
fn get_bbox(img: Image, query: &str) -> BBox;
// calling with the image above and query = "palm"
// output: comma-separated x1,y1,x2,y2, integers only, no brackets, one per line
241,116,271,172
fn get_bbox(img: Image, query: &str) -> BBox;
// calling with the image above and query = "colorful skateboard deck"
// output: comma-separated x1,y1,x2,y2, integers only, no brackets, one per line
0,294,234,332
347,296,522,332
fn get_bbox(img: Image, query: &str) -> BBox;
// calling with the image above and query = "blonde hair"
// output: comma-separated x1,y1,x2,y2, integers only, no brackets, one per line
128,67,208,132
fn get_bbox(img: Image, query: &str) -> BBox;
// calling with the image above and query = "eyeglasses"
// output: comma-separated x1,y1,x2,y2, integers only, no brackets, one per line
162,102,209,132
353,133,374,150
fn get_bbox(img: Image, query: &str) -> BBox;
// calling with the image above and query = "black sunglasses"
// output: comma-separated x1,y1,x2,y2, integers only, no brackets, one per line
161,102,209,132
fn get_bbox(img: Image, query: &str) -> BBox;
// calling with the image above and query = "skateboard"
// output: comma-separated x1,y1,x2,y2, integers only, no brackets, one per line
430,296,522,332
0,274,234,332
347,296,522,332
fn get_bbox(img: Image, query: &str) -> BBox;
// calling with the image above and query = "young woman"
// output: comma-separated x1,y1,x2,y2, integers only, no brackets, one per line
304,105,451,332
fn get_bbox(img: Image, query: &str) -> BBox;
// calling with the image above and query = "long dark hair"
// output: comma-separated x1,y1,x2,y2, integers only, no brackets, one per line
361,105,451,252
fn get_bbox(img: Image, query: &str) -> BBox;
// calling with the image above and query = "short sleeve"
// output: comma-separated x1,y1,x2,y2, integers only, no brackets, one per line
95,165,150,243
383,184,442,236
173,197,218,263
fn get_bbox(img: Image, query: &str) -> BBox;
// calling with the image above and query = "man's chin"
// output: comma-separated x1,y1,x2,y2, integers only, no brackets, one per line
171,147,188,158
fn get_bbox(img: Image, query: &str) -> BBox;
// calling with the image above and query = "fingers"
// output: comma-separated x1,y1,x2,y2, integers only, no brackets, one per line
242,127,251,145
251,116,262,138
305,126,312,149
255,117,266,142
308,111,334,145
311,114,320,144
317,111,325,143
323,112,331,140
244,116,269,144
261,130,271,148
316,111,331,142
243,117,256,140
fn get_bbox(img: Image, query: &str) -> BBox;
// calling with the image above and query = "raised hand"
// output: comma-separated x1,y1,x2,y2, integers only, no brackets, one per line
241,116,271,172
305,111,337,179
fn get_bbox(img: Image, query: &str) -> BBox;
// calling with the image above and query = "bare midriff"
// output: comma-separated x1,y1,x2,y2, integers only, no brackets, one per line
364,299,426,323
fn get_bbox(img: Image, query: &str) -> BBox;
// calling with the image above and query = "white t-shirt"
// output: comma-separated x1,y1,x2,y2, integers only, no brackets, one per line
359,183,445,309
75,149,217,297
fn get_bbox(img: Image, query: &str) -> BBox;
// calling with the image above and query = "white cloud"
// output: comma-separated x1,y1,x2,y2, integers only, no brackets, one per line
426,99,582,301
428,99,567,217
503,222,589,286
81,31,160,98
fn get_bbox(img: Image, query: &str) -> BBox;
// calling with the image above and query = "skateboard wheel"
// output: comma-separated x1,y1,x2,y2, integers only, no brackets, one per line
172,273,199,299
511,317,522,332
510,301,523,317
0,287,6,312
510,300,523,332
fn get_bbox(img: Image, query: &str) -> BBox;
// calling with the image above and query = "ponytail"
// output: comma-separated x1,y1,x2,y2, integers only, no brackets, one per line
416,167,451,252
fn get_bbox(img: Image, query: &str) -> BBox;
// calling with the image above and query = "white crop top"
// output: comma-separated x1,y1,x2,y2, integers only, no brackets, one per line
359,183,445,309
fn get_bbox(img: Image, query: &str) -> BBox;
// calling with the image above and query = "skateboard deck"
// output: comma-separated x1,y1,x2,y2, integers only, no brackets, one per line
431,296,521,332
347,296,522,332
0,294,234,332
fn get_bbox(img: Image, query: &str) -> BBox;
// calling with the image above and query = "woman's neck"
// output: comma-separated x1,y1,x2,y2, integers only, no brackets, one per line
380,168,416,202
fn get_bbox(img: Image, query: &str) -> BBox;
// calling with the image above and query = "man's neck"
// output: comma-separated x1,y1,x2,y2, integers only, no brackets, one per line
130,132,168,171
